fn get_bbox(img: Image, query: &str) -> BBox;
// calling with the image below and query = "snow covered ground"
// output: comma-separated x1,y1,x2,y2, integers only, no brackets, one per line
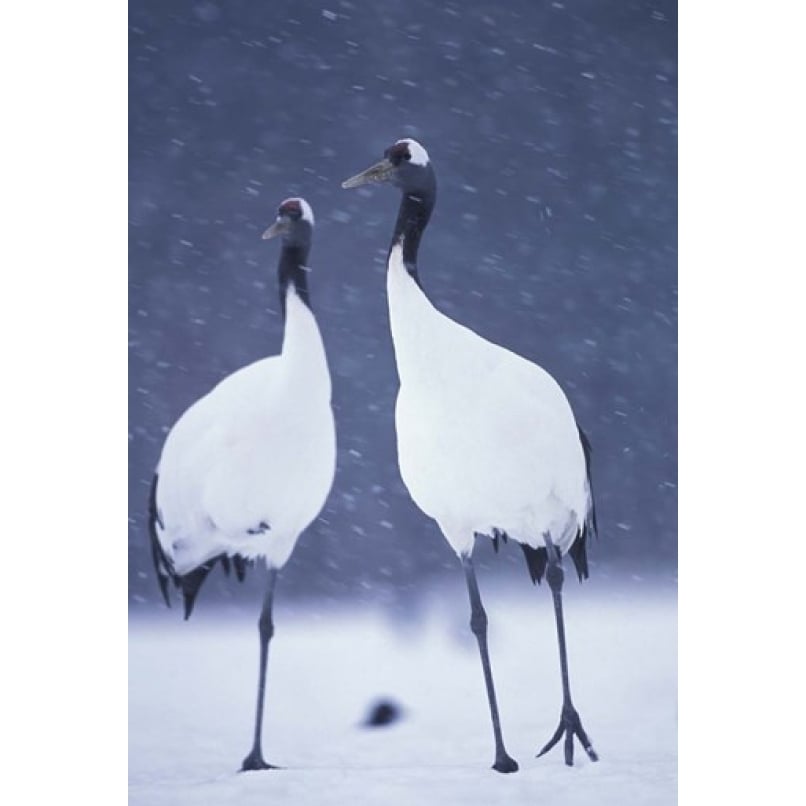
129,578,676,805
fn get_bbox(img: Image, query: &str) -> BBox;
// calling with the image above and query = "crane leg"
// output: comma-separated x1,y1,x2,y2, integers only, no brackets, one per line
462,554,519,773
241,567,280,771
536,535,598,766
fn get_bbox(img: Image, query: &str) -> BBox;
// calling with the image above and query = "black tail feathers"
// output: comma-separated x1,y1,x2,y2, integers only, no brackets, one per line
147,474,251,619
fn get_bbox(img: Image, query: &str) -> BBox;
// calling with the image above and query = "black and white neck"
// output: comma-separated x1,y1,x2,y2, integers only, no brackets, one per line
387,140,436,286
262,197,315,319
390,180,436,286
278,242,311,317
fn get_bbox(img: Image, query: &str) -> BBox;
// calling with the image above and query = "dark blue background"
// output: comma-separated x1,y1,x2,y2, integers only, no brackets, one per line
129,0,677,609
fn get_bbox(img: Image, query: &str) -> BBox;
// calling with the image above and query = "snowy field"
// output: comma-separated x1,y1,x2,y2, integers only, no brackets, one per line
129,579,676,805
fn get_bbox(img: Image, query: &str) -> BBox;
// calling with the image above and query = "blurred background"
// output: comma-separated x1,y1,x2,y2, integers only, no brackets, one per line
129,0,677,613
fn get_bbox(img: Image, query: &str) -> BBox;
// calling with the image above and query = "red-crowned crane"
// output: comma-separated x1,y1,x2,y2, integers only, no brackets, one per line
343,140,599,771
149,198,336,771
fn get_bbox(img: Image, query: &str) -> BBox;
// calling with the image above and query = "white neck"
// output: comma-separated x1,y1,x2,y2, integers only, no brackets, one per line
281,288,331,397
387,244,439,378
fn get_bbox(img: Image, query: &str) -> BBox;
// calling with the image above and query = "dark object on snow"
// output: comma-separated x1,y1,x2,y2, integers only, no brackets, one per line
363,698,403,727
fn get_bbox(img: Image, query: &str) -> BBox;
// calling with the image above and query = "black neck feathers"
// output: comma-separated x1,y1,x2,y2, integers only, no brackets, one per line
390,183,436,286
278,243,311,318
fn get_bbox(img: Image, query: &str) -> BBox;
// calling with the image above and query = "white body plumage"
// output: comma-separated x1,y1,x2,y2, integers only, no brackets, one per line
387,244,590,558
342,139,599,769
154,288,336,574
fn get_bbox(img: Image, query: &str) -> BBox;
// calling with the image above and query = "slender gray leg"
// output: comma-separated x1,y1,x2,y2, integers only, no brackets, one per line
536,536,598,766
462,554,519,773
241,567,280,771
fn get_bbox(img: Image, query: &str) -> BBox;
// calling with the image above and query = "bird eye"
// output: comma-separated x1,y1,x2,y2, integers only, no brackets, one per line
404,152,411,161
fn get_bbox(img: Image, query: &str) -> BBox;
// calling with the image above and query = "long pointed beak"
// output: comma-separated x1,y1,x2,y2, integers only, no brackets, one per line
341,158,395,189
262,218,290,239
